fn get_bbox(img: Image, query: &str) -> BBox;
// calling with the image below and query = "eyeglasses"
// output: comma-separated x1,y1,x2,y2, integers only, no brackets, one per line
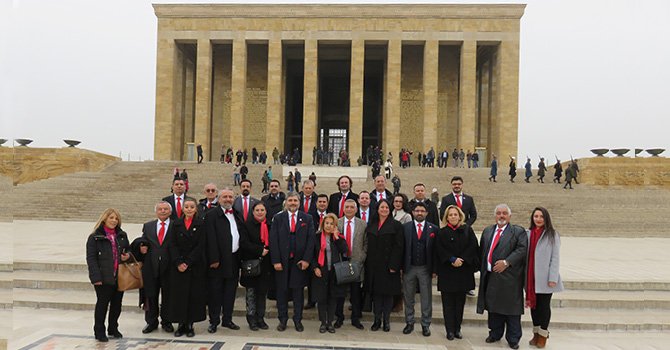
205,189,217,193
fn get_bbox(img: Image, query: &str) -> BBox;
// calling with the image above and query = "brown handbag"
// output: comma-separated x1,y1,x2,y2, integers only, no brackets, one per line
117,253,143,291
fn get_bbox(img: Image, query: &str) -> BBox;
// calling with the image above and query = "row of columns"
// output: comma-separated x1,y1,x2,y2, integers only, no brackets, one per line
156,38,494,164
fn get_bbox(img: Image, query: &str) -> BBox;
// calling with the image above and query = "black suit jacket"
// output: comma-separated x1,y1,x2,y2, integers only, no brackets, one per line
439,193,477,226
408,198,440,226
140,219,175,280
162,194,186,220
269,210,316,289
310,210,328,231
298,192,318,215
401,220,437,271
205,207,246,278
369,189,394,209
328,191,359,216
198,198,219,220
233,195,260,221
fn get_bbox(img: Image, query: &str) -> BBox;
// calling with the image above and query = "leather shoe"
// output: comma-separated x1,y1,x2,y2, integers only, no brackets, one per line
351,321,364,330
95,334,109,342
402,323,414,334
142,324,157,334
383,322,390,332
162,323,174,333
485,336,499,343
370,321,381,331
454,331,463,339
186,326,195,338
207,324,217,333
421,325,431,337
222,322,240,330
294,321,304,332
509,343,519,349
327,325,336,333
257,319,269,330
333,319,343,329
174,328,184,337
319,324,327,333
277,322,287,332
447,332,455,340
108,330,123,339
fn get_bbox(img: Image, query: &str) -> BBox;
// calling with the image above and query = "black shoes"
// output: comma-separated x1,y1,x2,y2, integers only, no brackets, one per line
333,319,343,329
485,336,499,343
95,334,109,342
277,322,287,332
174,324,186,337
351,321,364,330
162,323,174,333
222,321,240,330
509,343,519,349
370,320,381,331
247,316,259,331
382,321,390,332
108,330,123,339
447,332,455,340
294,321,304,332
421,325,431,337
454,331,463,339
257,319,269,330
402,323,414,334
319,324,327,333
142,324,157,334
207,324,217,333
327,324,336,333
186,324,195,338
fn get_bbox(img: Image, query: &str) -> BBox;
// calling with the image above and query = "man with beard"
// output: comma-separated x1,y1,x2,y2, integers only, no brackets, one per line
233,179,259,222
262,179,287,220
328,176,359,218
408,183,439,226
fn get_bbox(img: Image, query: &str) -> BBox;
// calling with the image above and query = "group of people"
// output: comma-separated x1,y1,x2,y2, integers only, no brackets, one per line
86,173,563,349
488,155,580,189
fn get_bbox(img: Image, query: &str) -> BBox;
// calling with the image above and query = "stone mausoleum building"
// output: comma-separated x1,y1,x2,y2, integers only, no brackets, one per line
153,4,524,164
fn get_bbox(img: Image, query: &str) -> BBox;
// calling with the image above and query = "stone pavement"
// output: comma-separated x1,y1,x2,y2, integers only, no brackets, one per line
4,220,670,349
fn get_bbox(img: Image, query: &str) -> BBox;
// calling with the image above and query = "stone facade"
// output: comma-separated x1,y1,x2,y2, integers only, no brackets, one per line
577,157,670,187
153,4,525,164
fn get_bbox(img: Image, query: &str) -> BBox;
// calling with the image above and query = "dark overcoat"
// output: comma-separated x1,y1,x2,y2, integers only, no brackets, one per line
269,210,316,289
205,207,246,279
364,218,404,296
401,220,438,272
86,225,130,286
476,224,527,316
239,218,274,289
434,224,479,292
135,219,175,298
310,232,348,302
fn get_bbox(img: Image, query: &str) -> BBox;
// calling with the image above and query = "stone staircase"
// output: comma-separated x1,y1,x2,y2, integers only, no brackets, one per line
6,161,670,237
10,261,670,332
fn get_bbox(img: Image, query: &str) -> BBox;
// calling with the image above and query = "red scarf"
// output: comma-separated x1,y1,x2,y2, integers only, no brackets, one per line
317,232,329,267
103,226,119,274
377,218,386,230
447,223,459,230
184,216,193,231
258,218,269,247
526,226,543,309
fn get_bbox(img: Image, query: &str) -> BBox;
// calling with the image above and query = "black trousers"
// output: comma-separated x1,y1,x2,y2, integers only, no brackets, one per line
276,287,304,323
208,270,239,326
531,293,553,330
336,282,362,323
488,312,522,345
145,277,169,327
441,291,466,333
245,286,268,322
372,294,393,323
93,283,123,336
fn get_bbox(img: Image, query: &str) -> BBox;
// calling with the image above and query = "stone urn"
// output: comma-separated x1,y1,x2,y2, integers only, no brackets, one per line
15,138,33,147
634,148,643,156
63,139,81,147
610,148,630,157
0,139,6,146
645,148,665,157
590,148,609,157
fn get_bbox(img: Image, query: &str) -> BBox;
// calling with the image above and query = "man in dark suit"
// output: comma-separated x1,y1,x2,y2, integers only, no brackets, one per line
370,175,394,209
205,188,245,333
298,180,318,215
401,202,438,337
408,183,440,226
233,179,259,222
355,191,372,224
138,201,175,334
310,194,329,231
439,176,477,226
328,175,359,217
198,183,219,219
262,179,286,222
163,178,186,220
476,204,527,350
269,192,315,332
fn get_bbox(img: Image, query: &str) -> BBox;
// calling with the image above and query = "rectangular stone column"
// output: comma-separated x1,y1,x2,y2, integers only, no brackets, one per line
495,40,520,160
458,40,477,152
154,38,178,160
423,40,439,152
194,38,212,161
348,39,365,162
230,38,247,152
302,39,318,165
266,39,283,154
383,39,401,158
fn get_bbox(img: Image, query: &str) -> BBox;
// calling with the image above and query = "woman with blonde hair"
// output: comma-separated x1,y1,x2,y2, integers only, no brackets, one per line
86,208,131,342
434,205,479,340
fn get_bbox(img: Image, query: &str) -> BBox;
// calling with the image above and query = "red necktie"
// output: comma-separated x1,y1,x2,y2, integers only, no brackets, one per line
319,213,324,227
176,197,182,218
417,223,423,240
207,202,211,209
361,211,367,222
304,196,310,213
488,228,503,267
158,221,166,245
455,194,462,208
346,220,353,256
290,213,296,233
379,193,383,201
243,197,249,221
339,195,346,217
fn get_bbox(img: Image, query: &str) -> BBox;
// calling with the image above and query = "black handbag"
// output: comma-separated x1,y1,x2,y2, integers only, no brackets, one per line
333,259,361,285
240,257,262,277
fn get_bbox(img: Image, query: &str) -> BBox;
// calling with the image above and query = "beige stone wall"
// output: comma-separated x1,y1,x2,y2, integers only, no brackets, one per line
212,45,232,155
244,44,269,152
578,157,670,187
439,45,460,153
0,147,120,185
400,44,424,153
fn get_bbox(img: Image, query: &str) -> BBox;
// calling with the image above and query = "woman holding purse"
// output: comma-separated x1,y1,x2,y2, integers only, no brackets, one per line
86,208,130,342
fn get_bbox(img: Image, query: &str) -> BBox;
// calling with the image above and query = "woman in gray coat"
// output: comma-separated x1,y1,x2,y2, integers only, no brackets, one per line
526,207,563,348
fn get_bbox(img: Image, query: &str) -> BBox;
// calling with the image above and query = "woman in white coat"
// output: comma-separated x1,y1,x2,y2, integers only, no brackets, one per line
525,207,563,348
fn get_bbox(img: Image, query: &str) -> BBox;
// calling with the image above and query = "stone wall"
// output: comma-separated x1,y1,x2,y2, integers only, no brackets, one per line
578,157,670,187
0,147,120,185
244,44,269,152
400,44,424,153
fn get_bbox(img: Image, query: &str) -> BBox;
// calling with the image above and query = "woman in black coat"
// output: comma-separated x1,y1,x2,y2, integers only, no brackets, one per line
311,213,348,333
166,197,207,337
364,199,404,332
435,205,479,340
239,202,273,331
86,208,130,342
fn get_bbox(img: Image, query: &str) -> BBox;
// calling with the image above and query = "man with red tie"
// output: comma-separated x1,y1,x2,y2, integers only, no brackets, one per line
408,183,440,226
356,191,372,224
138,201,175,334
328,175,359,218
305,193,329,310
370,175,394,209
476,204,527,350
234,179,259,223
163,179,186,220
336,199,367,330
198,183,219,219
269,192,316,332
439,176,478,226
298,180,318,215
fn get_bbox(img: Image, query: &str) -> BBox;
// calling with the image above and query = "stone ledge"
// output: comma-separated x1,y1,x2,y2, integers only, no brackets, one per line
578,156,670,187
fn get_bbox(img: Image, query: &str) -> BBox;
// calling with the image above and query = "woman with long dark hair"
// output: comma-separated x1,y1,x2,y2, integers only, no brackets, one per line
526,207,563,348
86,208,130,342
392,193,412,224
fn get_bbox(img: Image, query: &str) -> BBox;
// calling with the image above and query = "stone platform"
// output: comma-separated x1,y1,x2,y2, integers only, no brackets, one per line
282,165,369,181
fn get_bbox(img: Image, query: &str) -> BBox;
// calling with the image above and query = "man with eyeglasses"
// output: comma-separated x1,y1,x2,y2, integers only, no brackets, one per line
198,183,219,218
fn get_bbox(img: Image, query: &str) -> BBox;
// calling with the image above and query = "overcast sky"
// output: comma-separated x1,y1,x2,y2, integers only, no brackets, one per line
2,0,668,161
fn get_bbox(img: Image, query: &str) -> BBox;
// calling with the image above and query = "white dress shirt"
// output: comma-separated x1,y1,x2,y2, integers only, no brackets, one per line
223,207,240,253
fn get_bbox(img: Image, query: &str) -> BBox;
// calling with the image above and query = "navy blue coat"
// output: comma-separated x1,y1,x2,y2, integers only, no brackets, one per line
269,210,316,289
